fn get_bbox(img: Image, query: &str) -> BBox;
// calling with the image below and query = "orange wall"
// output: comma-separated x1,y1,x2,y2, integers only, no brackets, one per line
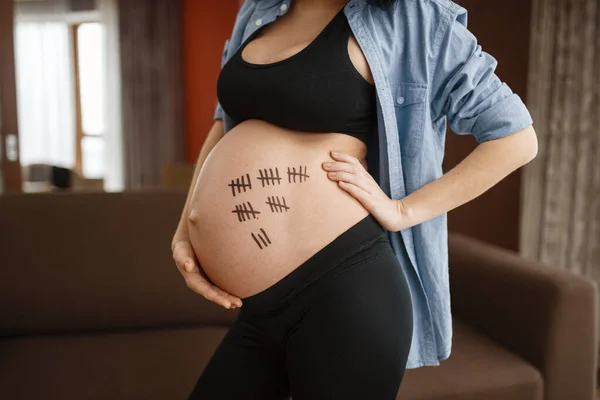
182,0,239,163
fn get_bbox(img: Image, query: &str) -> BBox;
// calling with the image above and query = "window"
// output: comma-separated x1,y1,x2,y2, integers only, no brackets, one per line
15,0,122,190
15,21,75,170
73,22,106,179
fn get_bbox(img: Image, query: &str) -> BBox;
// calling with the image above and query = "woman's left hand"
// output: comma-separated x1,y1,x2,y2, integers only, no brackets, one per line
323,150,405,232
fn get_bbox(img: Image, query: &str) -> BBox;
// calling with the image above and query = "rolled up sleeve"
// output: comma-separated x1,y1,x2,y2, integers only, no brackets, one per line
430,6,533,143
213,39,231,121
214,101,225,121
213,101,225,121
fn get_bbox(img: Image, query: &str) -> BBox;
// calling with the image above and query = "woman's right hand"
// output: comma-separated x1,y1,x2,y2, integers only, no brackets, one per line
172,240,243,310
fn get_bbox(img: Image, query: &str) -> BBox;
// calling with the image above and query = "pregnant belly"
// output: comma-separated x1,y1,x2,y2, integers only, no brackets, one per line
187,119,370,299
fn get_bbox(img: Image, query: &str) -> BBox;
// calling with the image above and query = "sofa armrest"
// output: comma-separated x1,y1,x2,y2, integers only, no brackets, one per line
448,232,598,400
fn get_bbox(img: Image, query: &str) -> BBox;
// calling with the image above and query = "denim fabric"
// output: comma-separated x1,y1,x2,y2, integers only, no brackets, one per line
212,0,533,368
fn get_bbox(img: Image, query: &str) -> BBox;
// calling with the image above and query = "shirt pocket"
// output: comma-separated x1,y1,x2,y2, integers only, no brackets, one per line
393,82,428,158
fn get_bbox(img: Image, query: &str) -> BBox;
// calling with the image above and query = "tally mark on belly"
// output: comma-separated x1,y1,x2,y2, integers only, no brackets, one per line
287,165,310,183
228,173,252,197
257,167,282,187
265,196,290,213
232,201,261,222
251,228,271,250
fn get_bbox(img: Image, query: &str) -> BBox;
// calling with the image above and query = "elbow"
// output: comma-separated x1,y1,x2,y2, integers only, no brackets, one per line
520,125,538,165
483,124,539,168
500,124,538,166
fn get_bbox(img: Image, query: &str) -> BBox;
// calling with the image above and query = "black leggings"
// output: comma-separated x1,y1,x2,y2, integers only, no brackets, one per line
188,214,413,400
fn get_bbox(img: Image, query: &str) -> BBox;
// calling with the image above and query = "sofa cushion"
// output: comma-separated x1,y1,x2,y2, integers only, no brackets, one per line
0,325,228,400
0,319,543,400
398,320,543,400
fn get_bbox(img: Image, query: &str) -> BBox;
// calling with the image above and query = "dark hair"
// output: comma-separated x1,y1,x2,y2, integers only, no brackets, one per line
366,0,398,8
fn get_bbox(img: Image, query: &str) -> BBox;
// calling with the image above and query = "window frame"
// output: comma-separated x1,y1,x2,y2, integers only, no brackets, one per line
71,21,104,178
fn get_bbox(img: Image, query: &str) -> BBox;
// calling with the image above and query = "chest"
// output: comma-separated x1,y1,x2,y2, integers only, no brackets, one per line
239,5,374,86
231,2,430,95
224,1,433,160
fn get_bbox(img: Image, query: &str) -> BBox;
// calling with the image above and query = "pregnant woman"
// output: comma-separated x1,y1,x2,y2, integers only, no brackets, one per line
172,0,538,398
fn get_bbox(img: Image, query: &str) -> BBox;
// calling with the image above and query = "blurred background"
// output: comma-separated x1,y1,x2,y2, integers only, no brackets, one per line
0,0,599,399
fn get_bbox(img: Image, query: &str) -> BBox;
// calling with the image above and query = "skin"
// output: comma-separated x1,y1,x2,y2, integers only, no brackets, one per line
324,125,538,231
172,121,239,309
185,121,371,299
172,0,539,310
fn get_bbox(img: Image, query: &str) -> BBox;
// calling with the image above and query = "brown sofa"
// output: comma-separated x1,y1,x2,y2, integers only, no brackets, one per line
0,191,597,400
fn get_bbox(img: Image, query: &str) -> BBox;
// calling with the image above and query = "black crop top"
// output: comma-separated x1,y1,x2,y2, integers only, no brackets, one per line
216,8,377,144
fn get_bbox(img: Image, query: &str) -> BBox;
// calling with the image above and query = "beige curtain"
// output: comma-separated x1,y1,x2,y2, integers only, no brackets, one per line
119,0,184,189
522,0,600,277
521,0,600,339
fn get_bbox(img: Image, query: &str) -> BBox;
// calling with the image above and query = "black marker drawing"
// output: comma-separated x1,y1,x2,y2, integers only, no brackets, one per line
251,228,271,250
257,167,282,187
287,165,310,183
265,196,290,213
232,201,261,222
228,173,252,197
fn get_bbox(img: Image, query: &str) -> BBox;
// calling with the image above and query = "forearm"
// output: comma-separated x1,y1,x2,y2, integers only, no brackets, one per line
397,125,538,230
172,120,225,249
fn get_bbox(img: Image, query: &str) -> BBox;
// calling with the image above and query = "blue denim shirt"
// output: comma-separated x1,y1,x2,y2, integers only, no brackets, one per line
213,0,533,368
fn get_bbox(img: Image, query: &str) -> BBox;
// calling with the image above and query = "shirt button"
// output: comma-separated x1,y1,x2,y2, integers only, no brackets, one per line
397,96,405,105
280,4,288,11
255,18,263,26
